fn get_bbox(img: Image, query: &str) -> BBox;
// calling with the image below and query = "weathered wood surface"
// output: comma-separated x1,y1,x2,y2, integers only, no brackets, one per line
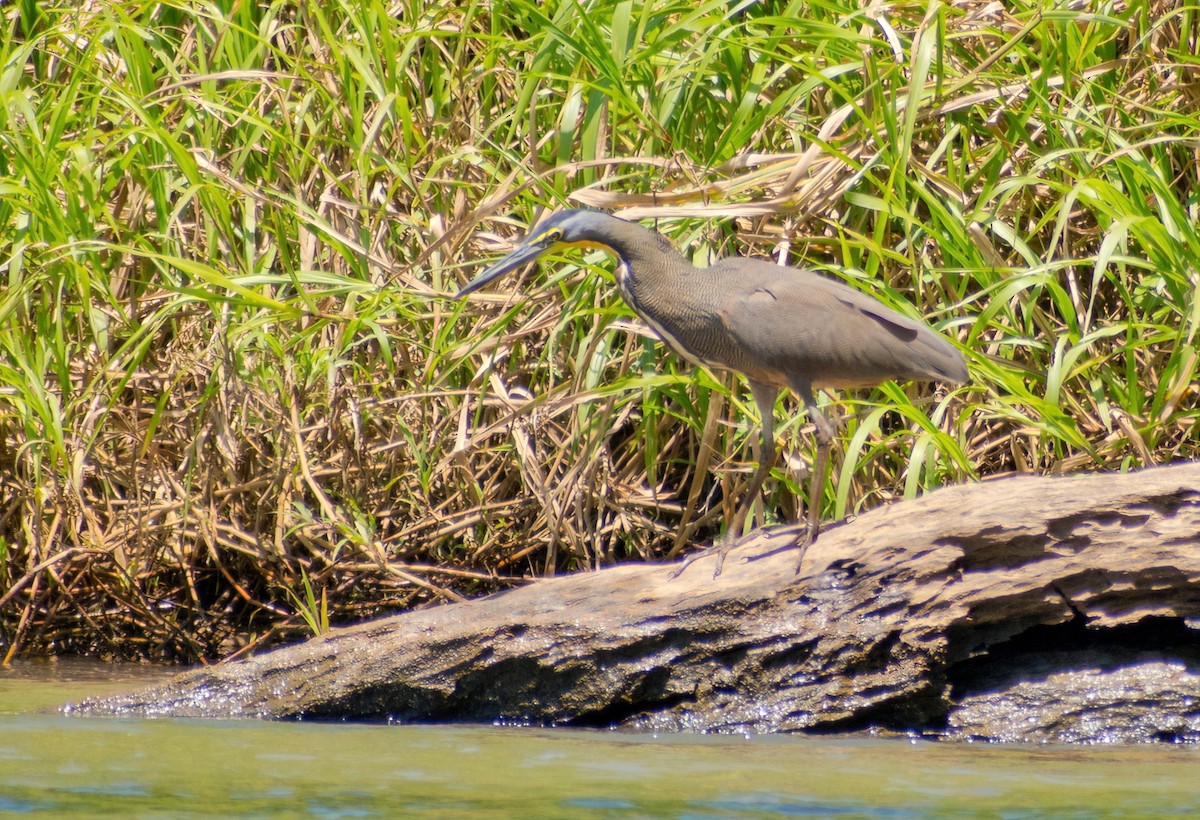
72,463,1200,742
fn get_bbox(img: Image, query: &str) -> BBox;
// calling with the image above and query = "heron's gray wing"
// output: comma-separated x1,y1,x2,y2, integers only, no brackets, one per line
717,260,965,388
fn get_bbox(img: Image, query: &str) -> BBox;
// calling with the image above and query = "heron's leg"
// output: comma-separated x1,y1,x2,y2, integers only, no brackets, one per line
795,385,835,573
668,381,778,580
721,381,778,547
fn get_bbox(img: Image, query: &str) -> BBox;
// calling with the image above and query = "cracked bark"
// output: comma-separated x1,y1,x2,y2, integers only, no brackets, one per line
71,462,1200,742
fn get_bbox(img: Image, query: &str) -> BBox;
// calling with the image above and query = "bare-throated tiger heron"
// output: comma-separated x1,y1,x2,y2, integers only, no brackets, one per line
457,209,968,577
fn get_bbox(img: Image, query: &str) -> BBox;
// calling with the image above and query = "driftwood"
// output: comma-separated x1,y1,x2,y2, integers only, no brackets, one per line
73,463,1200,742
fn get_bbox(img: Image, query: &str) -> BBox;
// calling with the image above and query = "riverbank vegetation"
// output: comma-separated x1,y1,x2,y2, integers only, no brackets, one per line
1,0,1196,662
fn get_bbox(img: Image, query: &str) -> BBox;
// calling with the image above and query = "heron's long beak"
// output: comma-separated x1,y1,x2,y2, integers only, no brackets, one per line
456,239,547,298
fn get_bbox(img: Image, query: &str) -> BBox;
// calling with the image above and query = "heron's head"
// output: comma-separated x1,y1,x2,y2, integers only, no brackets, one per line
457,210,616,297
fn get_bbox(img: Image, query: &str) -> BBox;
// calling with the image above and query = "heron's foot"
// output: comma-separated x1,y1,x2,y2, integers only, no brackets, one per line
665,550,699,581
667,534,742,581
794,526,818,575
667,544,725,581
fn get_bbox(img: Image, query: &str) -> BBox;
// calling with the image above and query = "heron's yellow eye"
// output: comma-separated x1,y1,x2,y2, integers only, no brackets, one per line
544,229,563,243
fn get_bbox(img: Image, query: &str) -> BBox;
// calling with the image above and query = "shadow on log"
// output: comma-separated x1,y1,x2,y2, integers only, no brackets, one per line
71,463,1200,742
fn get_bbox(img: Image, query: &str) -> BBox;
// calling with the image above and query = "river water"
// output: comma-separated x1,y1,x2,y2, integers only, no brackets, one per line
2,660,1198,817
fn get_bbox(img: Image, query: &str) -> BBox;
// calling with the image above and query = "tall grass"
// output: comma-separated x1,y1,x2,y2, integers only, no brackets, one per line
0,0,1196,661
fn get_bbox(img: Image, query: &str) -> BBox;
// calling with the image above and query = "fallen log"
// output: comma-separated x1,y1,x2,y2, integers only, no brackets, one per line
71,463,1200,742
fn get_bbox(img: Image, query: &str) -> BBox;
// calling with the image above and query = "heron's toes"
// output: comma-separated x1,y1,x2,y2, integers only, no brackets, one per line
793,528,817,575
710,546,731,579
667,550,703,581
668,539,737,581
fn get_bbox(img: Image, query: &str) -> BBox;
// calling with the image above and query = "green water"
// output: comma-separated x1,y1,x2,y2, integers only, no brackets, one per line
2,662,1197,817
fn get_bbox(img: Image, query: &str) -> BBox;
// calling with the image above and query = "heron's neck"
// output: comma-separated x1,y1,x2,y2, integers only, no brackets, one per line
586,218,693,332
592,217,691,283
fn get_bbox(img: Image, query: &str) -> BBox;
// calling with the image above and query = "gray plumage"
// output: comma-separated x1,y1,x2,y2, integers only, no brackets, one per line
458,209,968,577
